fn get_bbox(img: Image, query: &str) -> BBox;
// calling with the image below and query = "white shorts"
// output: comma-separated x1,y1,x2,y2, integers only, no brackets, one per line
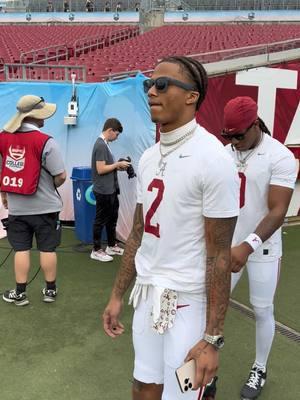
231,258,281,307
132,285,206,400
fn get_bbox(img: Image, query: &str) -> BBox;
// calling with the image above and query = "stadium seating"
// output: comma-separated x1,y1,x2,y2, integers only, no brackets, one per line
68,24,300,81
2,23,300,82
0,25,135,64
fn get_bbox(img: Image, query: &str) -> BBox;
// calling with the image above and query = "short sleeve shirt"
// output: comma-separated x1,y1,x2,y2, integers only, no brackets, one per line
91,137,119,195
135,125,240,294
225,134,297,261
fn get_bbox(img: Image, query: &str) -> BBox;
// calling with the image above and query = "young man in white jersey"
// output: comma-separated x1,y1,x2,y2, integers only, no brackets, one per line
221,96,297,400
103,56,239,400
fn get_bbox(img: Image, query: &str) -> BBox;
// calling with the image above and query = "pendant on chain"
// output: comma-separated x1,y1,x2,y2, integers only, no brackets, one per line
157,157,167,176
236,160,247,172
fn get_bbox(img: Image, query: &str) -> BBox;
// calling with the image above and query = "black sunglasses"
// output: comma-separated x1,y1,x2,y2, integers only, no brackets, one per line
221,122,255,142
33,97,44,109
22,97,45,113
143,77,197,93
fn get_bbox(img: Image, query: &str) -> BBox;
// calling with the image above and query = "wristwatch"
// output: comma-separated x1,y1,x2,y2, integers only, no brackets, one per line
203,333,225,350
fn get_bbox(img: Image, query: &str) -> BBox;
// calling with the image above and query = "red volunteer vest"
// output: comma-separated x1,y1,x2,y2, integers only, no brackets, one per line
0,130,51,195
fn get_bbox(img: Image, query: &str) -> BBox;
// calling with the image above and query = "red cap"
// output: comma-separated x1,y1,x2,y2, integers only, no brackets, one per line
223,96,258,134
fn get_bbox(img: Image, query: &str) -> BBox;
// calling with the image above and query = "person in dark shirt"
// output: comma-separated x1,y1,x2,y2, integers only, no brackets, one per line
90,118,130,262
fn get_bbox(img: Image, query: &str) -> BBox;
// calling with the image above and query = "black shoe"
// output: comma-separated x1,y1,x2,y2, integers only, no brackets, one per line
241,366,267,399
203,376,218,399
42,288,57,303
2,289,29,306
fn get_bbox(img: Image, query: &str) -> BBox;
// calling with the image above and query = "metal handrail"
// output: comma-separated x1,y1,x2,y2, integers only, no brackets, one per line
4,63,86,82
188,37,300,63
20,44,69,64
73,26,140,58
74,37,105,58
29,52,70,65
104,69,141,81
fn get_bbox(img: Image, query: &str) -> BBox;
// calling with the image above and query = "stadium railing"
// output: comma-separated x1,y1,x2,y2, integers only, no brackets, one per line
73,26,139,58
20,44,69,65
188,37,300,64
4,63,86,82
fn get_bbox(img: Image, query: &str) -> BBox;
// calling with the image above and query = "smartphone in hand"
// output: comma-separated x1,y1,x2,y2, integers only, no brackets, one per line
175,359,206,399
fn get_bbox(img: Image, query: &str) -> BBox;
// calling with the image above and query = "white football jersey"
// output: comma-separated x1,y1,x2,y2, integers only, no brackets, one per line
225,134,297,262
135,124,239,294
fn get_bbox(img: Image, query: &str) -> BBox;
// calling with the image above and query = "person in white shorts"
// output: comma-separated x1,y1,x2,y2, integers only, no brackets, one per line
103,56,240,400
221,96,297,400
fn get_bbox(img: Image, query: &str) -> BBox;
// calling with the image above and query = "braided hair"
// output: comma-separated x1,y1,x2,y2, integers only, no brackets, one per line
258,117,271,135
158,56,208,111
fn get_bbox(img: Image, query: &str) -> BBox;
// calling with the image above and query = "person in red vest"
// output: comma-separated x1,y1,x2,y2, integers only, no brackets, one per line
0,95,66,306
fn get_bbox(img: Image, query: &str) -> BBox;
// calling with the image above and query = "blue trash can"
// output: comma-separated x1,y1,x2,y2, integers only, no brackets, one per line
71,167,96,244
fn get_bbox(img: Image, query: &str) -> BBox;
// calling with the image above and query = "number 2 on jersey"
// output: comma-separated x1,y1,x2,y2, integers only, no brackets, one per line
144,174,245,236
144,178,165,237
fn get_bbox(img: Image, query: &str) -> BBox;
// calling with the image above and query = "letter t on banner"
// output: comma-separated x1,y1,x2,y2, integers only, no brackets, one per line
236,67,298,135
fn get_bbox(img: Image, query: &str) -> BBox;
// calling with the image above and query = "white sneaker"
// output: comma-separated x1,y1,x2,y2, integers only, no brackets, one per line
90,249,113,262
105,245,124,256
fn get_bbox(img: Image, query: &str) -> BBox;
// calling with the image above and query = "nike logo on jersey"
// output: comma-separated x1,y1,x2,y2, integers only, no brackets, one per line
179,154,191,158
257,152,265,155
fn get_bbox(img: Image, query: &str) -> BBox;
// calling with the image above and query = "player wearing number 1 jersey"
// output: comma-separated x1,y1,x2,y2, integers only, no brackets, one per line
0,95,66,306
103,56,239,400
222,96,297,400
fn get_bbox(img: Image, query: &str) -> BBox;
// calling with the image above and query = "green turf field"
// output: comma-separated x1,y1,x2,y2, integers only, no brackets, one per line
0,225,299,400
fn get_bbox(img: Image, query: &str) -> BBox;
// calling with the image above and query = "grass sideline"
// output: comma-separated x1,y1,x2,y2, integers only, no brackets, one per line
0,225,299,400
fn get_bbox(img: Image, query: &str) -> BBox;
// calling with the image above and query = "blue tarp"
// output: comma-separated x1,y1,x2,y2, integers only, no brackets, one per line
0,75,156,239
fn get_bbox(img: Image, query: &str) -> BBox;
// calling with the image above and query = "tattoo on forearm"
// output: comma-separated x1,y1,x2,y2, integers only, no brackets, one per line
112,204,144,298
205,216,237,334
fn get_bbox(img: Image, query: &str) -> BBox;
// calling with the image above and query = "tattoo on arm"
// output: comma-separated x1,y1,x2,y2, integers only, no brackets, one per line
205,216,237,335
112,203,144,299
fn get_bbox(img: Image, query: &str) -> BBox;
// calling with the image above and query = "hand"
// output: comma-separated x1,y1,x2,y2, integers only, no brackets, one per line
102,297,125,338
185,340,219,388
1,192,8,209
231,243,252,273
116,161,130,171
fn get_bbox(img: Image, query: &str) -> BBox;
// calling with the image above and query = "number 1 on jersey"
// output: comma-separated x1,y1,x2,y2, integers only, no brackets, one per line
239,172,246,209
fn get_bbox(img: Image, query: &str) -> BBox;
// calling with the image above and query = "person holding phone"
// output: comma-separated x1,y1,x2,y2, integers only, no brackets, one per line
103,56,239,400
90,118,130,263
